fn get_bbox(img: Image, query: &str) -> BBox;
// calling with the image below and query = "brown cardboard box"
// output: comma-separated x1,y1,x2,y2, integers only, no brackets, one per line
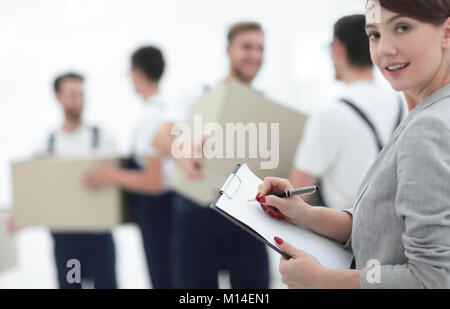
11,156,131,231
170,80,308,205
0,210,17,273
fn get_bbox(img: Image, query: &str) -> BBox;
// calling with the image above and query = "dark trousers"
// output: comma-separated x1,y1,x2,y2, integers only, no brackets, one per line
133,191,174,289
51,232,117,289
171,193,270,289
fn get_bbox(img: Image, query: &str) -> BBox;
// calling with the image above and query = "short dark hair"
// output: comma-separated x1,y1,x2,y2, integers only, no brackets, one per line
227,22,264,45
131,46,165,82
334,15,373,68
53,72,84,94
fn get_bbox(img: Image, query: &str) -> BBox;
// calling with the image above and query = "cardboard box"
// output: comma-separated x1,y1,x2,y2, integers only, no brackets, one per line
0,210,17,273
170,80,308,205
11,156,132,231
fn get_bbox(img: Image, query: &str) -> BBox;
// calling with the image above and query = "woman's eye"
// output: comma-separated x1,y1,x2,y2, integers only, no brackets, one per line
367,33,379,41
397,25,410,33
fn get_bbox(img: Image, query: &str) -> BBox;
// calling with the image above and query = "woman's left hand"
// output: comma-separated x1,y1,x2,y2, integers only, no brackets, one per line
275,236,327,289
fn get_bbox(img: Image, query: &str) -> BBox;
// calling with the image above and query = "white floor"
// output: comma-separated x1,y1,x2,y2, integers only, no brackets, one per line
0,225,285,289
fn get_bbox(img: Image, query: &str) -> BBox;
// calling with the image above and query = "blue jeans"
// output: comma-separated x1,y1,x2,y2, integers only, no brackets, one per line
171,193,270,289
132,191,174,289
51,232,117,289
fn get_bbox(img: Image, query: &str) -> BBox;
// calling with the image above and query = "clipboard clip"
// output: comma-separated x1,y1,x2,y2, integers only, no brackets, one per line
220,173,242,200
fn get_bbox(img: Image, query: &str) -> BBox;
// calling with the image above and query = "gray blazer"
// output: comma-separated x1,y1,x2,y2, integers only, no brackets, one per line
346,84,450,289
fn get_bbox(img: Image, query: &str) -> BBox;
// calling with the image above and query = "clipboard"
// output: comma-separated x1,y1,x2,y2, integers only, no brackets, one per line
210,164,291,259
210,163,354,269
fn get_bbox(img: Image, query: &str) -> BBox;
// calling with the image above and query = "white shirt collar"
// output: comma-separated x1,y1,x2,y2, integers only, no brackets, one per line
58,123,88,137
145,93,164,109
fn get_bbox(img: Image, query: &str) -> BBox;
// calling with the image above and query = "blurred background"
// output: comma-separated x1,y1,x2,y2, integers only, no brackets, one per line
0,0,391,288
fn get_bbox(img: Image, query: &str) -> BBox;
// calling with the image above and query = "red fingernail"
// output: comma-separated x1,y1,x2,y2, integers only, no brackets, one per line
274,237,284,245
257,196,266,203
268,210,276,218
259,203,267,211
255,193,261,199
275,214,285,221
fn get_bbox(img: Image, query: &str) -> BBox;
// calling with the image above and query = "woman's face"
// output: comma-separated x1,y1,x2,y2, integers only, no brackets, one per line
366,5,446,92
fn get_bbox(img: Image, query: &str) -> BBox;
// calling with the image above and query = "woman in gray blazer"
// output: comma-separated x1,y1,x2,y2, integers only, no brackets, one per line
256,0,450,288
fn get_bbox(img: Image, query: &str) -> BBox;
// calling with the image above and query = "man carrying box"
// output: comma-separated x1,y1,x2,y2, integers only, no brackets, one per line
153,22,270,289
41,72,118,289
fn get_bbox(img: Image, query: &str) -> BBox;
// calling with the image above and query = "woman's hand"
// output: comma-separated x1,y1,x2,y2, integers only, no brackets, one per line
274,236,327,289
256,177,312,226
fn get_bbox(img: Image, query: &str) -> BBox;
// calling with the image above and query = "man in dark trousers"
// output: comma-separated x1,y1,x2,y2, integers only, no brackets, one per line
44,72,118,289
153,22,270,288
85,47,175,288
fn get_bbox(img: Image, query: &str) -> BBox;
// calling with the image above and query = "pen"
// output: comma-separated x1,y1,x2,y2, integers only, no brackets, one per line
247,185,319,202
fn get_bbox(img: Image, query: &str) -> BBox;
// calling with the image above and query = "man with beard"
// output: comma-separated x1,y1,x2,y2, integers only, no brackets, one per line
43,72,118,289
153,22,269,288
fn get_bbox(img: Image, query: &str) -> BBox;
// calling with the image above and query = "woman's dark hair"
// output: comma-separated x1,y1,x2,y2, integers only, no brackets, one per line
376,0,450,25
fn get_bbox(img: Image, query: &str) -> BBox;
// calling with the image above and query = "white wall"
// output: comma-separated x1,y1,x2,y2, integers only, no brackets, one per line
0,0,372,288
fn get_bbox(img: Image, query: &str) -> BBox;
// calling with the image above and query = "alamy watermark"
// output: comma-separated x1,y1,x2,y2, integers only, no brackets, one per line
366,0,381,24
171,115,280,170
66,259,81,284
365,259,381,284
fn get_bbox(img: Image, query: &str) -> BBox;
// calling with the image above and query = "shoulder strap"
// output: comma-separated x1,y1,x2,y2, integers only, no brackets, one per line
47,132,56,154
340,98,384,152
91,126,100,149
47,126,100,153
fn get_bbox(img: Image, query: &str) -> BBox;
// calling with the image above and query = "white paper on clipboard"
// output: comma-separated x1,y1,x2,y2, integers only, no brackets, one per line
211,163,353,270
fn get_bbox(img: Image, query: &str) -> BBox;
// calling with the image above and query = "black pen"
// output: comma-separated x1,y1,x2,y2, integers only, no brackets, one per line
247,185,319,202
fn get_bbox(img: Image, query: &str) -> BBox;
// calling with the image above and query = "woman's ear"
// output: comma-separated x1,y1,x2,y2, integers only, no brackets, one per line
442,17,450,49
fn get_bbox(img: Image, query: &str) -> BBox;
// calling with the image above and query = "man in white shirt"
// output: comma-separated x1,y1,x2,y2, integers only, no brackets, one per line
290,15,405,211
44,72,118,289
85,47,175,288
153,22,270,289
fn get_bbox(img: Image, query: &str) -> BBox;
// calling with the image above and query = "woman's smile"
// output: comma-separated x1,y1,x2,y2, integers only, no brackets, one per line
384,61,410,77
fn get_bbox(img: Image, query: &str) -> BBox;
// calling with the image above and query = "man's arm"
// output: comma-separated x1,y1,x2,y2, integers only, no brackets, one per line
152,121,205,179
85,156,164,195
113,157,163,194
152,121,176,157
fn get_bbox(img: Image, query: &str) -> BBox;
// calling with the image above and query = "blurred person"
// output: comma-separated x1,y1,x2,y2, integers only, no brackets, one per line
152,22,269,289
289,14,405,210
43,72,118,289
85,47,175,288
